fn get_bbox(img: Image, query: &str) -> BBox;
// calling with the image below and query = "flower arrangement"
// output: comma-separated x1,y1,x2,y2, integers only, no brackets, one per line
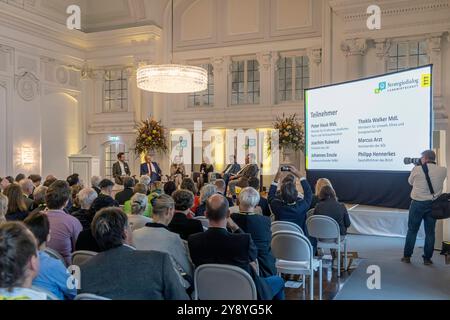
134,118,169,155
267,113,305,153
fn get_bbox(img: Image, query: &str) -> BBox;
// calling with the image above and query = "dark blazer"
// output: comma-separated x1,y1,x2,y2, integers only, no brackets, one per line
223,163,241,175
259,196,271,217
195,203,206,217
71,209,95,231
115,188,134,205
23,195,34,211
168,212,204,240
90,194,119,214
112,161,131,185
231,213,277,277
268,179,313,234
75,229,102,252
6,211,29,221
79,245,189,300
237,164,259,179
313,198,351,235
188,227,272,300
140,162,162,182
200,163,214,181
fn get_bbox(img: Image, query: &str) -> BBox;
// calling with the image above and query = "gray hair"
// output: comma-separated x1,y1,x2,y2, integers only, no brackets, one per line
131,193,148,215
91,176,101,188
139,175,151,186
214,179,226,192
152,194,175,216
239,187,260,208
200,184,217,204
33,186,48,204
0,194,8,223
20,179,34,194
77,188,98,210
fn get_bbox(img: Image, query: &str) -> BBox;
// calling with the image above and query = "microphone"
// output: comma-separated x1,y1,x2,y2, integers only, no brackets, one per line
77,145,87,154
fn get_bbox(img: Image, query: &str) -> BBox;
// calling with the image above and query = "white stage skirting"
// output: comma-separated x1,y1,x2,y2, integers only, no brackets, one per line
346,204,425,239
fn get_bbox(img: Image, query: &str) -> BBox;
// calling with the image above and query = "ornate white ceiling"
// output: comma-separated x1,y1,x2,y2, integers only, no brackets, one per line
0,0,169,32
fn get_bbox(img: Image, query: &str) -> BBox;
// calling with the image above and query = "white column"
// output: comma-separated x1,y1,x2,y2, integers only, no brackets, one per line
374,38,391,74
256,52,273,106
211,56,230,108
341,38,368,80
427,33,443,97
307,48,322,88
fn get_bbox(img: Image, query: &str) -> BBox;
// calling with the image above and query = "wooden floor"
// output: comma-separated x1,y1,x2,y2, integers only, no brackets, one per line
284,266,356,300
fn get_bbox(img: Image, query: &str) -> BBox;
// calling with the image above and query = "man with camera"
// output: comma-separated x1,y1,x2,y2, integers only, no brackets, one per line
402,150,447,265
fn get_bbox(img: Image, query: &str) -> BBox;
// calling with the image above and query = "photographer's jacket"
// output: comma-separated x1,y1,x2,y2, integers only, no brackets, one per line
408,163,447,201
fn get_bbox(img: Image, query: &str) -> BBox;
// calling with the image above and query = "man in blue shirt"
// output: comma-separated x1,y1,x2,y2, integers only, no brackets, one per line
24,212,77,300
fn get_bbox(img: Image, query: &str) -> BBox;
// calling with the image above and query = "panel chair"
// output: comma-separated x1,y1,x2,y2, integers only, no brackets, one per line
72,250,98,266
74,293,111,300
44,247,67,267
271,231,322,300
271,221,304,235
194,264,257,300
306,215,348,277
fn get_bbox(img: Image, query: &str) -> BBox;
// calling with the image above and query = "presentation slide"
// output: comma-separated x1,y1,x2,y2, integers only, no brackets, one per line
305,65,432,172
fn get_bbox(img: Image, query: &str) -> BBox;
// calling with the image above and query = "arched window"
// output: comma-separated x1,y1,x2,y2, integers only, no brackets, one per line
104,142,128,179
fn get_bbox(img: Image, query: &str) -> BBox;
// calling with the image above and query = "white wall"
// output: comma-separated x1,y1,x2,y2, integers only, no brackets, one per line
0,85,6,177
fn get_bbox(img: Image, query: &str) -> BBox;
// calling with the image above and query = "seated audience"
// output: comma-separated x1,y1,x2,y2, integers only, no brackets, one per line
20,179,34,210
123,183,152,217
313,185,351,237
43,176,57,188
139,175,152,195
0,222,44,300
90,179,119,214
128,193,152,231
168,190,203,240
268,166,312,234
311,178,333,209
115,177,135,205
4,184,29,221
29,174,42,189
78,207,189,300
15,173,26,183
133,194,194,279
248,177,271,217
72,188,98,230
195,184,217,217
68,184,83,214
45,180,83,265
231,187,276,277
30,186,48,215
214,179,234,206
24,212,76,300
188,194,285,300
91,176,102,195
66,174,81,187
164,181,177,196
180,178,200,212
0,193,8,224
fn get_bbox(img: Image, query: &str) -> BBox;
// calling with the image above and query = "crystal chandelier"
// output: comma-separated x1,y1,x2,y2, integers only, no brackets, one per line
137,0,208,93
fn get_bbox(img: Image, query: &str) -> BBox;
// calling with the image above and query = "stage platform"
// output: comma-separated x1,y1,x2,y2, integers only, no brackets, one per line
346,204,425,239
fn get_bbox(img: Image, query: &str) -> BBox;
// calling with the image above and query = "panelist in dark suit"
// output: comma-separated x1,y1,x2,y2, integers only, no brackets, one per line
221,155,241,181
140,154,162,182
228,153,259,196
112,152,131,185
188,194,285,300
79,207,189,300
268,165,313,234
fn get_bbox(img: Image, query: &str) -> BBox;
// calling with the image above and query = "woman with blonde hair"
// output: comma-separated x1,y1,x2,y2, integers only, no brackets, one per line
310,178,333,209
128,193,152,231
0,194,8,224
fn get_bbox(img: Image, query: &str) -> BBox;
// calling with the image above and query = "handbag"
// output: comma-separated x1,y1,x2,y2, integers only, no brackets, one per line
421,164,450,220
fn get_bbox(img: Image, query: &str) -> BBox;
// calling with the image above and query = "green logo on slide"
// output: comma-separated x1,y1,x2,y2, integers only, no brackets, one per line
374,81,386,94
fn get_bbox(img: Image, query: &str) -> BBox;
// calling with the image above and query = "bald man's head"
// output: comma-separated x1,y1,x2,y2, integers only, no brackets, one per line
205,194,229,222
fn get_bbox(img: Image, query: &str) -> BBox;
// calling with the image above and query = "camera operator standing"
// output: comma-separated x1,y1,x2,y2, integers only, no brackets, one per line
402,150,447,265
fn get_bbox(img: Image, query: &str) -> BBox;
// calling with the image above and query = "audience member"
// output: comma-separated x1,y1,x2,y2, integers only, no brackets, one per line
20,179,35,210
0,176,14,192
214,179,234,206
90,179,119,214
248,177,271,217
72,188,98,230
139,175,152,195
115,177,135,205
68,184,83,214
195,184,217,217
0,222,44,300
311,178,333,209
313,185,351,237
133,194,194,279
66,174,80,187
164,181,177,196
3,184,29,221
0,194,8,224
188,194,284,300
15,173,26,183
168,190,203,240
28,175,42,189
170,156,186,188
43,176,57,188
78,207,189,300
91,176,102,195
180,178,200,212
128,193,152,231
268,166,312,234
231,187,276,277
30,186,48,214
45,180,82,265
123,183,152,217
24,212,76,300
